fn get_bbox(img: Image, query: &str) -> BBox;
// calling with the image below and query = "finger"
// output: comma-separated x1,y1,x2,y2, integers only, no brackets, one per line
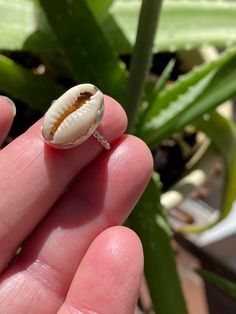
58,227,143,314
0,97,16,146
0,136,152,313
0,96,127,271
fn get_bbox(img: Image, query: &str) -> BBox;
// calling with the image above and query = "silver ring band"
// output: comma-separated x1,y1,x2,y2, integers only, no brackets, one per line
93,130,111,150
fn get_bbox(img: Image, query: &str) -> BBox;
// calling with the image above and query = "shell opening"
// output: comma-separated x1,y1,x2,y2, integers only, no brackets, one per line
50,92,92,136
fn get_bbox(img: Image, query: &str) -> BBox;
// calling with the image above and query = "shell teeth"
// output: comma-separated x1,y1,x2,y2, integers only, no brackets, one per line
42,84,104,147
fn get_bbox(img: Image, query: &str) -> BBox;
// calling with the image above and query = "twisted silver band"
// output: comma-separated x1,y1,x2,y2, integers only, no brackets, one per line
93,130,110,150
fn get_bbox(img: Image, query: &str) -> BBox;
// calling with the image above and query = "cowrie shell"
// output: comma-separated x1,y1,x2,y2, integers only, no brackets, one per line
42,84,104,149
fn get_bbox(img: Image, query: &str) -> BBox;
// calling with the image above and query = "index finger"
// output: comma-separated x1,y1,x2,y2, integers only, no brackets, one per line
0,95,127,271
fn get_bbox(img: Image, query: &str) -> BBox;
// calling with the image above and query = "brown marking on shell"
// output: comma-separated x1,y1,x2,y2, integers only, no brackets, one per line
50,94,90,136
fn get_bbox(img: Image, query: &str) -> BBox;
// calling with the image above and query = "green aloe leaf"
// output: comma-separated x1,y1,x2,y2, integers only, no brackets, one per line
183,112,236,233
197,269,236,300
137,58,175,129
0,0,58,53
0,0,119,54
110,0,236,53
39,0,127,102
129,174,188,314
99,13,132,54
142,47,236,122
141,59,175,120
3,0,236,57
86,0,113,17
0,0,35,50
137,48,236,149
0,54,64,111
148,59,175,103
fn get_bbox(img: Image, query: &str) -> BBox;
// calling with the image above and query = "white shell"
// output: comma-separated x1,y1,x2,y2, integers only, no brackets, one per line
42,84,104,149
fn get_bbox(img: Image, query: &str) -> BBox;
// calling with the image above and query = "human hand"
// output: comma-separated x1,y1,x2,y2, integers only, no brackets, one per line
0,95,152,314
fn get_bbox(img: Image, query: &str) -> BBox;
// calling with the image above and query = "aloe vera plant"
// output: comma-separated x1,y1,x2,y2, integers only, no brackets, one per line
110,0,236,53
1,0,236,313
2,1,236,54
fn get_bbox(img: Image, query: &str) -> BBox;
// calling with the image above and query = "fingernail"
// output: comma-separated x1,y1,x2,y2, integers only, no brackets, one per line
1,96,16,117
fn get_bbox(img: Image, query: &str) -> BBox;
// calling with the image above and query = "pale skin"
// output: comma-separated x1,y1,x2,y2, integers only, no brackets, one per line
0,96,153,314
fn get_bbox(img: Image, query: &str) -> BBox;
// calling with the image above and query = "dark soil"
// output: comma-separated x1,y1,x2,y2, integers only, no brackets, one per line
153,130,198,189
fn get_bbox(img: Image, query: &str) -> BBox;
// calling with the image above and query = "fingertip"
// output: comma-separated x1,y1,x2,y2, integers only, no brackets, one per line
103,95,128,137
78,225,144,281
61,226,143,314
103,96,153,179
94,226,144,271
127,134,154,176
0,96,16,145
108,134,153,194
0,96,16,117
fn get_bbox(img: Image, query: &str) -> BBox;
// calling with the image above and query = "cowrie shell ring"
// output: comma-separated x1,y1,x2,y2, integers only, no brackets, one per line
42,84,110,150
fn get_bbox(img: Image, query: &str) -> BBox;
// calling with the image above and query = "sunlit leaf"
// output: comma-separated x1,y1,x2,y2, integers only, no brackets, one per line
110,0,236,53
138,48,236,149
140,59,175,123
142,47,236,122
0,0,58,53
